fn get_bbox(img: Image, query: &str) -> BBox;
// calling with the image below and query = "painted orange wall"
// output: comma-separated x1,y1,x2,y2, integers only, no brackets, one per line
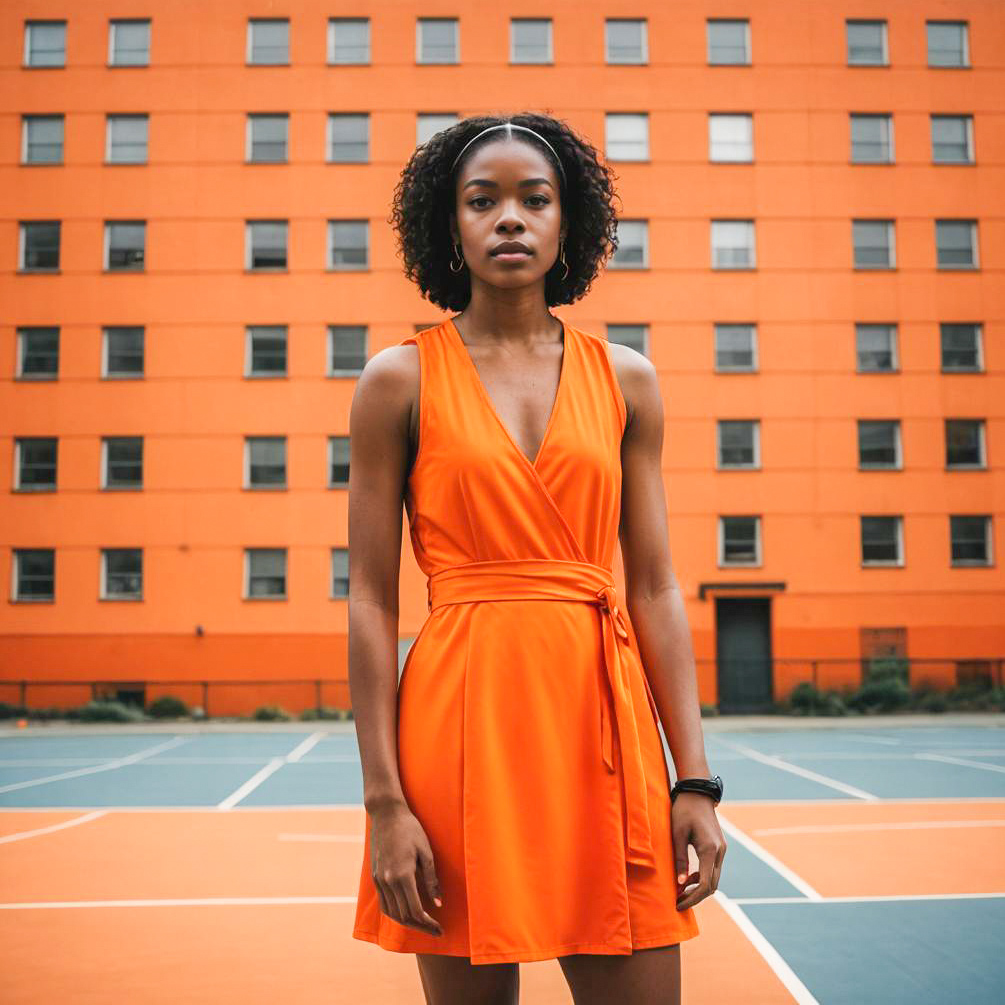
2,1,1003,714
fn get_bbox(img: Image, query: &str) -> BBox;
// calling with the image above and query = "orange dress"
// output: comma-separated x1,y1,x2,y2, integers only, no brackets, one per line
351,315,700,964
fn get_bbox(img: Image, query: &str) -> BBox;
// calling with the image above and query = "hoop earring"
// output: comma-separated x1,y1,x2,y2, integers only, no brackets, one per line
558,238,569,281
449,242,465,273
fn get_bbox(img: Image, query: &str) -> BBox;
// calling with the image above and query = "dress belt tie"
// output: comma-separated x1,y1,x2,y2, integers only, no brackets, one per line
426,558,657,868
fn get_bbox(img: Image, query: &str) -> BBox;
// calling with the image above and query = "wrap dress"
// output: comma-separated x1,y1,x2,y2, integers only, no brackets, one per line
351,315,700,964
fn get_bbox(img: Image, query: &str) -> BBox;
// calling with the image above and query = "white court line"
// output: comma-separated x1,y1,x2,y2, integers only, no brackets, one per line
284,731,326,762
717,813,822,900
732,892,1005,905
916,752,1005,774
752,818,1005,836
715,738,879,800
0,896,358,910
843,733,901,745
714,892,821,1005
0,736,190,794
0,810,107,845
215,731,332,809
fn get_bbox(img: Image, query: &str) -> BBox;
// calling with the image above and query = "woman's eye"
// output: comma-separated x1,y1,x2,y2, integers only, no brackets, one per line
469,195,549,208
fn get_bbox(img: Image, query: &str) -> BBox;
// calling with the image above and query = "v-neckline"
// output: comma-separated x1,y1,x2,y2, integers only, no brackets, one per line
446,315,570,473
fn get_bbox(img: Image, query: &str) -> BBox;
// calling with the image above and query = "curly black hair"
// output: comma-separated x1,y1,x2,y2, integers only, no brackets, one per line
388,111,622,312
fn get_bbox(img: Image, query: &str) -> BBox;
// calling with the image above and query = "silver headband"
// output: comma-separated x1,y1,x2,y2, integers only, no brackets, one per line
450,122,567,189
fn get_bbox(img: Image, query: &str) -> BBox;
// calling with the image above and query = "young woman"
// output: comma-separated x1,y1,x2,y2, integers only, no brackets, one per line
349,112,726,1005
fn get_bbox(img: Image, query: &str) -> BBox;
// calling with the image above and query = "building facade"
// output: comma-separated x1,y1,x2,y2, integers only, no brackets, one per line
3,1,1002,715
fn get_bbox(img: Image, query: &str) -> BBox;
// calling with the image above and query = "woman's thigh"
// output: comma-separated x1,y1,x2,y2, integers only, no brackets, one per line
557,943,681,1005
415,953,520,1005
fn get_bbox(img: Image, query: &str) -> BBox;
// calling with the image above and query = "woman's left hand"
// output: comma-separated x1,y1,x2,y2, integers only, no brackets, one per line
672,792,727,910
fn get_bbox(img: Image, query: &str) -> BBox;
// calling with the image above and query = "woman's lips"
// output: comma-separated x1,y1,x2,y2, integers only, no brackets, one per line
491,251,531,261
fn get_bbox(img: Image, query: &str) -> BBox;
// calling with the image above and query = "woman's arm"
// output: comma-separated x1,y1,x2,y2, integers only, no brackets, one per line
347,344,444,935
611,343,726,910
347,346,412,815
613,345,710,779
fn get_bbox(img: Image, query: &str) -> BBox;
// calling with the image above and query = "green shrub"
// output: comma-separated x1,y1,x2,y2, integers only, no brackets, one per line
252,704,292,721
699,703,719,717
846,676,911,713
299,706,353,721
76,699,145,722
146,695,189,719
0,701,27,719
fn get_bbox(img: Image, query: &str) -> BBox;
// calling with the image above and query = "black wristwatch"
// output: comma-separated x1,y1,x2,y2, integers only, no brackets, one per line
670,774,723,806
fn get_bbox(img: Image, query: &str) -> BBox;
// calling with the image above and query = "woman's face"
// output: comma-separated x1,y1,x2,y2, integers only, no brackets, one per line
450,138,566,293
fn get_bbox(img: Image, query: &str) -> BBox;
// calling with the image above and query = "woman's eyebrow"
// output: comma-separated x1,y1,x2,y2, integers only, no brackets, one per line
462,177,553,190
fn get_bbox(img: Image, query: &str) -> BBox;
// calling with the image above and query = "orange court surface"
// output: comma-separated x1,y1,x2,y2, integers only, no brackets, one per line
2,716,1004,1004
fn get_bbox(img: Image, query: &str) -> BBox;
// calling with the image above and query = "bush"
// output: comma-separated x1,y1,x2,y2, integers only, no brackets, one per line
299,706,353,721
252,704,292,721
846,676,912,713
0,701,28,719
76,699,145,722
146,695,190,719
699,703,719,717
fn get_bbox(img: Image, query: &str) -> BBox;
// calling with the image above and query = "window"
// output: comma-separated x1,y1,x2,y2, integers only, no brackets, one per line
927,21,969,68
417,113,459,146
12,550,55,602
850,114,893,163
246,221,288,270
606,19,647,64
717,421,759,468
328,113,369,162
861,516,902,565
940,323,982,372
711,220,755,269
936,220,977,269
945,419,985,468
709,114,753,162
707,19,749,65
719,516,760,566
606,113,648,160
511,18,551,63
22,115,63,164
328,17,369,64
102,437,143,489
714,324,757,371
328,220,369,269
609,220,647,268
104,326,144,378
950,516,991,566
246,549,286,599
106,115,148,164
606,324,647,357
331,547,349,598
858,420,901,469
20,221,60,271
247,114,288,163
109,19,150,66
852,220,894,269
105,221,145,270
856,324,898,372
417,18,458,64
15,438,57,490
24,21,66,68
246,326,287,377
931,115,974,164
17,327,59,380
329,325,368,374
101,549,142,599
247,19,289,65
846,20,887,66
329,436,350,486
246,437,287,488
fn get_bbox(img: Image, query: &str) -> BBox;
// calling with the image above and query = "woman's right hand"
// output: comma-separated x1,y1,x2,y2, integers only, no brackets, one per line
369,801,444,936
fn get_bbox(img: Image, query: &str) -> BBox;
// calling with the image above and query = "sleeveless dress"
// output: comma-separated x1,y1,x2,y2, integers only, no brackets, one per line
351,315,700,965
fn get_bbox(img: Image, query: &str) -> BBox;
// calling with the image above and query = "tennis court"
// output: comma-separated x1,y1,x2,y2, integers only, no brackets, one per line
1,714,1002,1003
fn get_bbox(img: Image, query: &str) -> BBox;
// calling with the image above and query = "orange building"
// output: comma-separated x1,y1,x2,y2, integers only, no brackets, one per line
2,1,1002,716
